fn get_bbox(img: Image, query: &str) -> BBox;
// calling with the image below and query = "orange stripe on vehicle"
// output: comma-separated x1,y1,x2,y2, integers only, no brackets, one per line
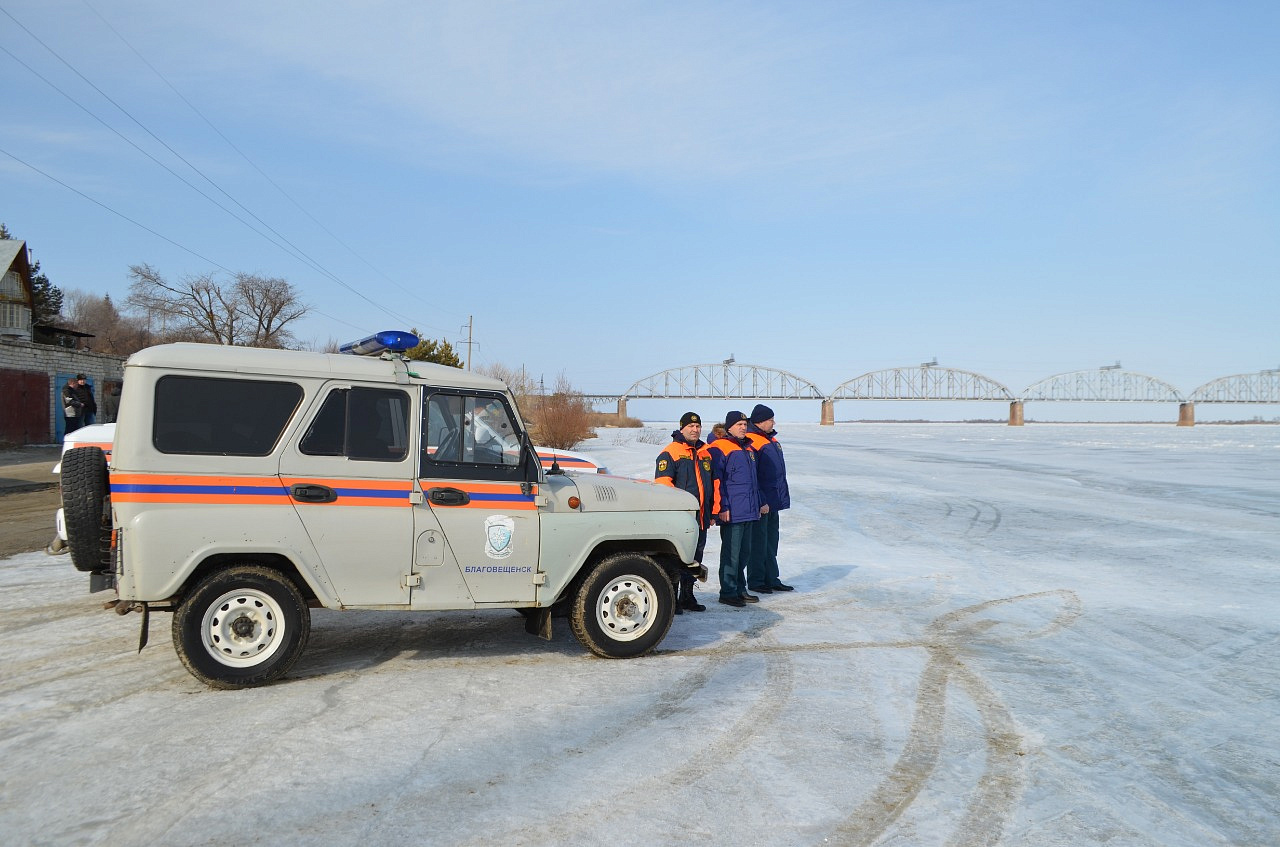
111,473,412,507
110,473,284,487
113,492,296,505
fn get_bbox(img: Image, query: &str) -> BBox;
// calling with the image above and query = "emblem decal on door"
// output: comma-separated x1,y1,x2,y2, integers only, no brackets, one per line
484,514,516,559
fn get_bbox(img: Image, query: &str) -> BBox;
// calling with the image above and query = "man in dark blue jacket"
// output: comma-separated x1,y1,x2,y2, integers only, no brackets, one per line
745,404,795,593
708,411,767,607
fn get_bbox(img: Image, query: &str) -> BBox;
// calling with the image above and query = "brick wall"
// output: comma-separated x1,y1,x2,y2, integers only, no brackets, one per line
0,339,125,445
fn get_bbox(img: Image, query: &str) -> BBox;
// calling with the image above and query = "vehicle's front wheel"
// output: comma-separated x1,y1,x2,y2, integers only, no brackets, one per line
570,553,674,658
173,566,311,689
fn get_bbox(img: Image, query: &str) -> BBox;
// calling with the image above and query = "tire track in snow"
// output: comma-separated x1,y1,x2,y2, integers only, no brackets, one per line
455,589,1079,847
828,589,1081,847
102,590,1080,847
453,613,797,847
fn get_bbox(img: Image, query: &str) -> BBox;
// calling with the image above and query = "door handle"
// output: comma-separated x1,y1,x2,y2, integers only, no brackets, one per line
290,483,337,503
428,487,470,506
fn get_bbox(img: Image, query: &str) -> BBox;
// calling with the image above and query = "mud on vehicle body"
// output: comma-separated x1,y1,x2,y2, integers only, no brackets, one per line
82,332,700,688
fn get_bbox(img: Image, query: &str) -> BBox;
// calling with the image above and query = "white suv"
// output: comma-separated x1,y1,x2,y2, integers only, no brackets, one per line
63,334,699,688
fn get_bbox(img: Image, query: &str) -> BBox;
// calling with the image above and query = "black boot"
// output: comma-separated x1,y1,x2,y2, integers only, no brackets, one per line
679,577,706,612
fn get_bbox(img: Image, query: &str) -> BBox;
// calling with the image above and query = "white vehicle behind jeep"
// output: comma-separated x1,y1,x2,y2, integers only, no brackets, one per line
50,422,115,559
62,333,699,688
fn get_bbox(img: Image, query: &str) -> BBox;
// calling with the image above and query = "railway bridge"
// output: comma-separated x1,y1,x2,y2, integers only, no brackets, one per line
578,362,1280,426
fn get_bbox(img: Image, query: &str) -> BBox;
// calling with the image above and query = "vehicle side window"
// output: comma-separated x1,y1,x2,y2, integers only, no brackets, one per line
422,392,526,479
154,376,302,456
300,387,410,462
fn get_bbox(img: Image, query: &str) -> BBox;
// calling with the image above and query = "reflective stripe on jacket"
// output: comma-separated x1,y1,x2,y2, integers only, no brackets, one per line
707,434,761,524
655,434,714,529
745,425,790,511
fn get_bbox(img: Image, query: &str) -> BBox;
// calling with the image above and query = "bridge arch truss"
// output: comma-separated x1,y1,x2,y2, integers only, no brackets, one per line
830,366,1014,401
1019,369,1184,402
585,364,1278,427
1188,371,1280,403
623,363,825,401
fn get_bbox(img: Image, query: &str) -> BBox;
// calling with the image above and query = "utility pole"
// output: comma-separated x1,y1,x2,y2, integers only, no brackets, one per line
461,315,474,371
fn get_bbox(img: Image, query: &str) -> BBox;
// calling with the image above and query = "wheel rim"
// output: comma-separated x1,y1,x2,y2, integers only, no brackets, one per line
594,574,659,642
201,588,288,667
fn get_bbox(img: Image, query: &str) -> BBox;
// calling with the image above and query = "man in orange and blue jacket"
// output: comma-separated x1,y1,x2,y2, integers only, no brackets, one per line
655,412,713,612
744,404,795,594
708,410,767,607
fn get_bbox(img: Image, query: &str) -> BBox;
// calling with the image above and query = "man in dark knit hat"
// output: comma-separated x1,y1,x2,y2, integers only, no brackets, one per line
61,374,96,436
707,410,767,606
744,404,794,593
655,412,713,612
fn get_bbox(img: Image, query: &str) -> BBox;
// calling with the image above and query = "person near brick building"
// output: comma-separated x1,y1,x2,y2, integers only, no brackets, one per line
60,374,95,436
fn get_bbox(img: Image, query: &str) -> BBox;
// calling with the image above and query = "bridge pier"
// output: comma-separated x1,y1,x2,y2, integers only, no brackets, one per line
617,397,628,420
821,399,835,426
1008,401,1024,426
1178,402,1194,427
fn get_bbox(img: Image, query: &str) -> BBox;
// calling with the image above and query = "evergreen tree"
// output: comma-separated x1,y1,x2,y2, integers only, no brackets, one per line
30,261,64,325
404,328,463,368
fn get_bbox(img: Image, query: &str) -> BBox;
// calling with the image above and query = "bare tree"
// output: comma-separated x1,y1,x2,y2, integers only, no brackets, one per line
126,264,308,348
478,363,538,416
65,290,152,355
529,373,595,450
127,264,232,343
235,272,308,348
480,366,594,449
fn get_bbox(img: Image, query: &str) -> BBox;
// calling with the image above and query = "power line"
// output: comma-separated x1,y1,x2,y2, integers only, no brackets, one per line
0,145,233,272
0,37,384,316
79,0,460,327
0,13,318,265
3,144,371,341
0,3,448,334
0,40,310,262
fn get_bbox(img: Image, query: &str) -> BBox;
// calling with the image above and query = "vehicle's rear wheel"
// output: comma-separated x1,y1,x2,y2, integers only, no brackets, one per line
570,553,674,658
60,446,112,573
173,566,311,689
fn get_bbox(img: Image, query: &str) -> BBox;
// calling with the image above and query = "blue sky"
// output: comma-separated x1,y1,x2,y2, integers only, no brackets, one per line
2,1,1277,420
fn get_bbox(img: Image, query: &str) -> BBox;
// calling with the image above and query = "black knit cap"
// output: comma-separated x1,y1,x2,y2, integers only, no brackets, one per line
724,410,748,428
749,404,775,423
679,412,701,428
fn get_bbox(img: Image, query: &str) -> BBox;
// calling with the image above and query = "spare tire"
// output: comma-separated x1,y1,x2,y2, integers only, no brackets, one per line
61,446,112,573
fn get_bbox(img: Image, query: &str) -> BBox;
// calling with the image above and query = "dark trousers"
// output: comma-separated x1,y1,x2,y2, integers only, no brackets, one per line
718,521,755,600
748,510,781,590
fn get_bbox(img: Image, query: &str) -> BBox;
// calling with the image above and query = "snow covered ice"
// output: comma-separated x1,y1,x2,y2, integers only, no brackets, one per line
2,423,1277,846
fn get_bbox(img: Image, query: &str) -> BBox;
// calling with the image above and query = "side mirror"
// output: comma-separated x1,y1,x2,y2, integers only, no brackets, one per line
519,431,542,482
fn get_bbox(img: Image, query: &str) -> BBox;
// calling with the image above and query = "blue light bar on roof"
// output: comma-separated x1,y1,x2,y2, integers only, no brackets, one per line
339,330,420,356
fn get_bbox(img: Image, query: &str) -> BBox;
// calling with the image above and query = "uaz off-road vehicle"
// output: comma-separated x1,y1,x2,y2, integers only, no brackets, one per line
62,332,699,688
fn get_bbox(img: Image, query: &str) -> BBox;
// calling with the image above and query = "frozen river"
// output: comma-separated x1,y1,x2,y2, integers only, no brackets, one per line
2,423,1277,846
